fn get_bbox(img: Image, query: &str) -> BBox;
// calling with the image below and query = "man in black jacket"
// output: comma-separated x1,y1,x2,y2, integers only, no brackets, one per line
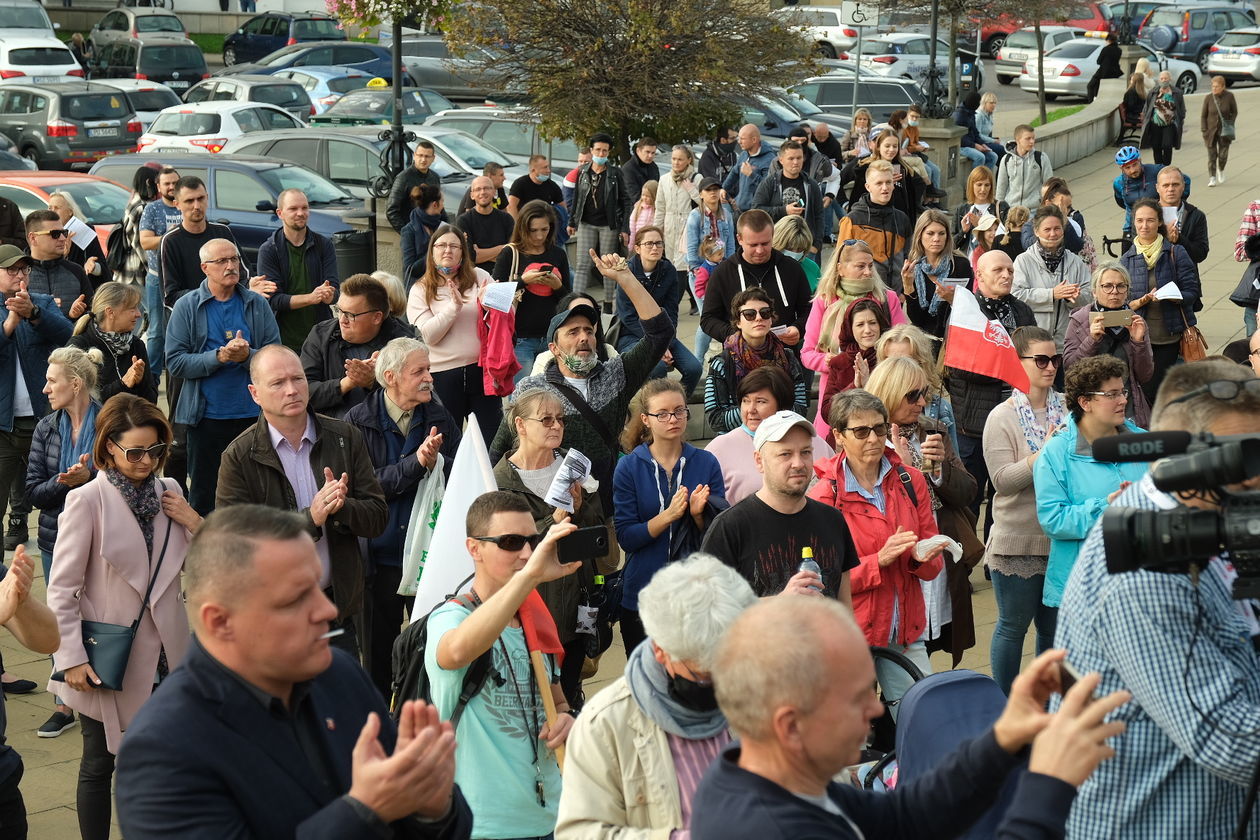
698,127,738,184
1155,165,1209,264
387,141,442,232
255,189,338,351
752,141,824,260
620,136,660,230
568,133,627,303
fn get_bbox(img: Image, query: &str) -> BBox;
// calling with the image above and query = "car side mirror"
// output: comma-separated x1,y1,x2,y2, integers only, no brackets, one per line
256,200,276,211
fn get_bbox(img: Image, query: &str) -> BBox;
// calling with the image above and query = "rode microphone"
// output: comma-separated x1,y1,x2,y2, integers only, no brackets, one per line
1091,431,1192,463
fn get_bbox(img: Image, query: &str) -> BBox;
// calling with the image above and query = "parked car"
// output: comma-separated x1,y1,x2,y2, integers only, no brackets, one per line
1138,3,1254,70
89,152,369,268
0,38,84,82
792,74,920,122
0,0,57,41
1020,36,1201,98
770,5,860,59
732,91,851,138
840,32,985,89
137,100,303,153
309,85,455,127
974,3,1114,57
996,26,1084,84
269,66,371,114
90,37,207,93
0,81,140,169
398,36,514,101
182,75,312,122
222,12,345,66
91,78,181,130
222,124,527,206
88,8,185,52
0,171,128,244
1104,0,1176,38
218,41,398,83
425,106,582,171
116,0,171,8
1207,26,1260,80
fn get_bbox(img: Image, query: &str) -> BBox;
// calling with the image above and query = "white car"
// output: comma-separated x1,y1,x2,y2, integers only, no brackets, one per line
995,26,1084,85
1019,37,1200,99
771,5,860,59
1207,27,1260,81
90,78,181,131
137,100,304,154
0,37,83,82
839,32,985,89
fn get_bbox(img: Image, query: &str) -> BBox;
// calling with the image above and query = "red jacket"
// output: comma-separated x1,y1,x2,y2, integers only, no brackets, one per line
808,449,942,646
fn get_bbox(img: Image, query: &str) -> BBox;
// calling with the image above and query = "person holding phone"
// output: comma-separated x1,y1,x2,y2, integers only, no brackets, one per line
952,166,1008,255
1064,263,1154,428
614,380,726,655
902,208,973,339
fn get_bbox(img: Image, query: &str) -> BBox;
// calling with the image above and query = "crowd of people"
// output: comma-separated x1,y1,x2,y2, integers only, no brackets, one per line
0,75,1245,838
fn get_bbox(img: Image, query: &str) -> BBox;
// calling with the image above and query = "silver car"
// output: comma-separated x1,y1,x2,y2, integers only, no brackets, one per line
994,26,1083,85
1206,27,1260,80
88,8,185,52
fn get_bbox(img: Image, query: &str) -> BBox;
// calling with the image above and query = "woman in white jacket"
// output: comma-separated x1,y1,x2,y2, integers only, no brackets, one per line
1012,205,1091,345
655,145,701,306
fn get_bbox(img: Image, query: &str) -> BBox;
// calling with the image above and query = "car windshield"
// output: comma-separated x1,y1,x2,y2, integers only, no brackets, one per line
149,111,220,134
1218,31,1260,46
1006,31,1040,49
327,76,369,94
136,15,182,33
252,84,307,107
63,93,131,120
0,6,52,29
55,181,131,226
139,44,203,71
292,19,343,40
775,90,824,118
1049,42,1100,58
258,164,349,205
8,47,72,65
430,131,512,169
125,88,181,111
402,40,447,58
1145,9,1182,27
324,89,430,120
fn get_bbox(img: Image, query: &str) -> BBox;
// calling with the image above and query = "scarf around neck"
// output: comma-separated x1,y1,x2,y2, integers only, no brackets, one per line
1136,235,1164,270
915,254,953,316
723,331,792,382
1035,241,1064,275
58,401,99,474
978,293,1017,331
104,467,161,554
624,638,727,739
93,320,134,358
1009,389,1068,454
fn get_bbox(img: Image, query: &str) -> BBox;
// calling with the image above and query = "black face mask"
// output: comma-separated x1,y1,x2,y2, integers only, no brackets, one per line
717,141,736,154
668,672,719,712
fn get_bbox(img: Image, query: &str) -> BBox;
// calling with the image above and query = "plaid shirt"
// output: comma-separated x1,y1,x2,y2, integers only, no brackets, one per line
1234,199,1260,262
1056,475,1260,840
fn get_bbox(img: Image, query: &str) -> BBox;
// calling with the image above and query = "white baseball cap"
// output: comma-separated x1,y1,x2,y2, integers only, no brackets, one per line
753,410,814,451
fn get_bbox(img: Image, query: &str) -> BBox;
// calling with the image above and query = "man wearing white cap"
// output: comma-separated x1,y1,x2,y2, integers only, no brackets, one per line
701,410,856,603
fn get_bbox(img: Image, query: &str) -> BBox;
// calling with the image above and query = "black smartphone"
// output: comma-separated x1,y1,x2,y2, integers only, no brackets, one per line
557,526,608,565
1058,660,1086,695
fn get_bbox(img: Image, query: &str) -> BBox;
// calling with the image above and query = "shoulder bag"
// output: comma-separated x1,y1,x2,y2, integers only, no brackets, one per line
1166,248,1208,361
1212,93,1236,141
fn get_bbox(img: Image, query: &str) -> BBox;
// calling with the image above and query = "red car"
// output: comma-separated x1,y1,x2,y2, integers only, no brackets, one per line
0,172,130,249
974,3,1112,56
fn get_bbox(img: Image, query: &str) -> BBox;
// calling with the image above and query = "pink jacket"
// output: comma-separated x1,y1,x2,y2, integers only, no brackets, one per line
47,476,192,753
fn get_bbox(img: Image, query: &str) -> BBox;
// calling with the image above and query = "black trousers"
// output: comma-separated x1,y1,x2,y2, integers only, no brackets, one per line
78,715,114,840
1144,342,1183,407
0,761,26,840
186,416,256,516
619,608,646,659
431,365,502,446
367,565,410,702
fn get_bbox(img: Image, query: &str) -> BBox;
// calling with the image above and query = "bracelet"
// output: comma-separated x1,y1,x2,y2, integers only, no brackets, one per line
563,708,579,718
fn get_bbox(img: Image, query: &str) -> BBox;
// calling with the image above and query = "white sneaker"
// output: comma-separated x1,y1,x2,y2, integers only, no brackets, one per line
1219,172,1227,185
1209,176,1217,187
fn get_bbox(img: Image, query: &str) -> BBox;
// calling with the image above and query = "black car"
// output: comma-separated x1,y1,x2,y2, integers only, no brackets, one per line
308,86,455,127
222,12,345,66
90,36,208,94
0,82,142,170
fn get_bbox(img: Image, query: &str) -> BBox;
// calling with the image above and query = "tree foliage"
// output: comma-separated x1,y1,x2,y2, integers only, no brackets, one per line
441,0,816,158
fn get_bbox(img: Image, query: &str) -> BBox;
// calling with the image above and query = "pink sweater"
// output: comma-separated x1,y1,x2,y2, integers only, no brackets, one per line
801,290,907,436
406,268,492,372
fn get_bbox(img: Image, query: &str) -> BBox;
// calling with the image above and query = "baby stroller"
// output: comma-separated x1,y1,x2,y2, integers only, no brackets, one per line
856,645,927,788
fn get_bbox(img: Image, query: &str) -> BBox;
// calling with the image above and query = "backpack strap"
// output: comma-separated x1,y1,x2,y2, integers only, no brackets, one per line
894,464,919,508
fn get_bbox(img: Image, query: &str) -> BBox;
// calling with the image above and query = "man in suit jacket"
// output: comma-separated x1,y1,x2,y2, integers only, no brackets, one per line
115,504,472,840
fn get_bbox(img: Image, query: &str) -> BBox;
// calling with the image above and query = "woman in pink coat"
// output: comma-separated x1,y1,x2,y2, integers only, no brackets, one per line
47,394,201,840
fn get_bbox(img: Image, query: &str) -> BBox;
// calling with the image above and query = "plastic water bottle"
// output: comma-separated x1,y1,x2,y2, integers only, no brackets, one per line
799,547,823,592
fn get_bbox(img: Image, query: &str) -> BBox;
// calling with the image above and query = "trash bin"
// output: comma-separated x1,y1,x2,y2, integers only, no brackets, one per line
333,230,374,277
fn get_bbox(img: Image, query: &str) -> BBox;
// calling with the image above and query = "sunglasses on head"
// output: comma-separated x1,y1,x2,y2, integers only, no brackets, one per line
473,533,543,552
739,307,773,321
1020,354,1063,370
842,423,890,440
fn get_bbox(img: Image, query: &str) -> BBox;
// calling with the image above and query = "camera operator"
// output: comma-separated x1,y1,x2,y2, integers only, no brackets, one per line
1055,359,1260,840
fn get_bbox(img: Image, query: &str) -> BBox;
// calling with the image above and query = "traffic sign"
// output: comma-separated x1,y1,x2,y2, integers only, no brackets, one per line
839,1,876,27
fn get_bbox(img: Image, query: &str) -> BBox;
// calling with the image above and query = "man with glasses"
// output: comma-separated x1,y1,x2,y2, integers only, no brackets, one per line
702,410,857,602
255,189,338,352
388,141,442,233
1055,361,1260,840
424,490,580,837
217,344,386,659
23,210,91,321
160,176,241,309
456,176,513,273
300,274,417,419
165,238,280,515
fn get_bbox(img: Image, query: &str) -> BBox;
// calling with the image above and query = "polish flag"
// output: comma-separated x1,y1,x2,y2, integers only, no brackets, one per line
943,291,1031,392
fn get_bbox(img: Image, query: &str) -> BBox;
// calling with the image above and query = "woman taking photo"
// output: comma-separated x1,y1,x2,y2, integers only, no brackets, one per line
1064,262,1154,428
704,288,808,434
26,347,100,738
401,183,445,283
614,379,725,654
819,299,891,437
492,200,570,382
1012,205,1092,345
1119,197,1201,402
684,178,735,361
1202,75,1236,186
902,208,973,338
47,394,200,840
1034,356,1148,619
68,281,157,404
495,388,609,707
407,224,500,443
952,166,1008,253
982,327,1065,694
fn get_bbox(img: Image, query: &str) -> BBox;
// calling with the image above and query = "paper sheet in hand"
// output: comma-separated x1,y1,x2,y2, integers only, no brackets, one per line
1161,206,1179,228
481,282,516,314
66,217,96,252
942,277,971,286
1154,282,1183,301
914,535,962,563
544,449,592,512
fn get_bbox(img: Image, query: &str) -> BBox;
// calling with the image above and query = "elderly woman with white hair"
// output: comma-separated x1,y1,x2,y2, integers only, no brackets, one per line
556,552,756,840
344,336,462,699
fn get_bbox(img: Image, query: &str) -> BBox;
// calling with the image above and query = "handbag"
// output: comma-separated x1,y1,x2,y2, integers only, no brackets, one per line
505,243,522,283
1212,92,1236,141
1231,263,1260,308
53,517,174,692
1177,303,1209,361
399,453,446,596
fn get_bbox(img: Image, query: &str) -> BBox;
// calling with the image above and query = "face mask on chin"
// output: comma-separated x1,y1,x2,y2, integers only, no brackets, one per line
668,672,719,712
561,352,598,376
591,156,609,167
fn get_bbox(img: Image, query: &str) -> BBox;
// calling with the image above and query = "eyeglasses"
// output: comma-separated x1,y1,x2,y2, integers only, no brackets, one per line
473,533,543,552
525,415,563,427
332,306,380,323
1020,354,1064,370
204,255,241,266
1164,378,1260,408
109,440,166,463
645,407,690,421
1098,283,1130,293
739,307,773,321
842,423,890,440
30,229,67,240
639,240,665,248
1,265,30,276
432,242,463,251
1087,388,1130,401
904,387,929,404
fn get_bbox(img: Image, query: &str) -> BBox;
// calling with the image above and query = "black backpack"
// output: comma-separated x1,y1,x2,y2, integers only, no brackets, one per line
105,224,128,275
389,574,497,728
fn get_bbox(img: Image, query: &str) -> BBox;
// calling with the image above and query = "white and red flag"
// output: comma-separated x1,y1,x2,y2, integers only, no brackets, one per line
943,291,1031,392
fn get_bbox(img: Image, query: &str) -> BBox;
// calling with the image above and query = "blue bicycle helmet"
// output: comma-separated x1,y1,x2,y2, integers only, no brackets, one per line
1115,146,1140,165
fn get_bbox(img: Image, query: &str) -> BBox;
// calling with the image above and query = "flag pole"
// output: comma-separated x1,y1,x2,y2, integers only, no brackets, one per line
531,651,565,772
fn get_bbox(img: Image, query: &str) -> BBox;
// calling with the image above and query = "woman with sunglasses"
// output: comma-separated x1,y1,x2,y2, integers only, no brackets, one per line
46,393,200,840
902,208,973,339
704,288,808,434
494,388,608,708
1064,262,1155,428
875,323,959,453
614,379,725,655
981,327,1066,694
1012,205,1092,346
1034,356,1148,620
818,299,890,443
866,356,979,668
808,388,944,709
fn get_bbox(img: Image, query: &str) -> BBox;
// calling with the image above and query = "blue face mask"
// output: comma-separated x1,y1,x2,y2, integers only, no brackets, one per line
591,155,609,166
532,172,552,184
436,264,459,275
782,249,804,261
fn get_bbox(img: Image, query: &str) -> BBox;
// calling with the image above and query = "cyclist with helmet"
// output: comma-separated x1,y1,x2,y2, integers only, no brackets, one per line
1111,147,1190,238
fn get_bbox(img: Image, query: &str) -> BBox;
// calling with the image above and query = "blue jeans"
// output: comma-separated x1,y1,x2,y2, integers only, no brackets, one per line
875,640,931,722
960,146,998,170
1245,306,1257,337
990,568,1058,695
144,271,165,379
513,336,546,385
922,156,941,188
689,271,715,362
650,337,702,397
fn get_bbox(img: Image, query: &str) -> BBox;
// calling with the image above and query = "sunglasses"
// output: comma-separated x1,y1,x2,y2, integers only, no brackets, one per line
31,229,68,240
842,423,890,440
1020,354,1063,370
110,440,166,463
739,307,773,321
525,415,564,428
904,387,929,404
473,533,543,552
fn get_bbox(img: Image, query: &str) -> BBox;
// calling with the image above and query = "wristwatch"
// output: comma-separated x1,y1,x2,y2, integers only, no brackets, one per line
27,305,39,322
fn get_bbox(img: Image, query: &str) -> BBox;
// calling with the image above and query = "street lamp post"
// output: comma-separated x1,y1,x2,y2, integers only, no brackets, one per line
923,0,950,118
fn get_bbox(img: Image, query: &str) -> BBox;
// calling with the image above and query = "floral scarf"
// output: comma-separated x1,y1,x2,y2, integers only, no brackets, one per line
723,331,793,383
1153,90,1176,127
104,467,160,555
93,319,134,359
915,254,953,316
1009,389,1068,454
1035,241,1064,275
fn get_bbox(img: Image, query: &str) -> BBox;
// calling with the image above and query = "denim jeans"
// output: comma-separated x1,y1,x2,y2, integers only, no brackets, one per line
1245,306,1257,337
990,568,1058,695
875,640,931,722
688,271,715,362
922,156,941,188
960,146,998,171
143,270,165,378
650,337,702,397
513,336,546,385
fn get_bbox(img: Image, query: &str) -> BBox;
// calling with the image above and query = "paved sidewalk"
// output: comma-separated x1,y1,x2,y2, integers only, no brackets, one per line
8,83,1260,837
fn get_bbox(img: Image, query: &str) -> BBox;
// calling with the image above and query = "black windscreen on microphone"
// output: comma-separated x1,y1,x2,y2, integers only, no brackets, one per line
1091,431,1193,462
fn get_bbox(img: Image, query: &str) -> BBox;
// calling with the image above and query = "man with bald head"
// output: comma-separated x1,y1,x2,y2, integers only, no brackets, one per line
456,176,514,273
721,124,776,213
947,250,1036,514
256,188,339,351
691,597,1128,839
166,237,280,514
216,344,386,657
115,504,473,840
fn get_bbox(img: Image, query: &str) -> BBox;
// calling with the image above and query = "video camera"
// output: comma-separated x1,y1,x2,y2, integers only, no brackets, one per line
1092,431,1260,599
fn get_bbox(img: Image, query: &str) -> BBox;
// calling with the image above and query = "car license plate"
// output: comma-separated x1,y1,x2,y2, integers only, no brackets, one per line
1006,51,1026,60
34,76,60,83
89,127,118,138
168,80,189,88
